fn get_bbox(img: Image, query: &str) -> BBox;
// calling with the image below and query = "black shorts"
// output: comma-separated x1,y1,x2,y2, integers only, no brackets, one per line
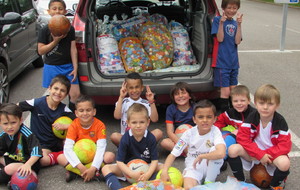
4,156,41,174
40,140,64,152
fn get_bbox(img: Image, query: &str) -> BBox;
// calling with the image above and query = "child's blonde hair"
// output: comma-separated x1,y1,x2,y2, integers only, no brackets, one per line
127,103,149,121
230,85,250,100
254,84,280,105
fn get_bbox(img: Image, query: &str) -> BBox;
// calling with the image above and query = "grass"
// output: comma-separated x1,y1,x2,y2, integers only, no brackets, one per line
257,0,300,7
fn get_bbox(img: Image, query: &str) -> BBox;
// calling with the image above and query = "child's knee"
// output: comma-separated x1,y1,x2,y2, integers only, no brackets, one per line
104,152,115,164
152,129,163,141
274,155,290,171
228,144,242,158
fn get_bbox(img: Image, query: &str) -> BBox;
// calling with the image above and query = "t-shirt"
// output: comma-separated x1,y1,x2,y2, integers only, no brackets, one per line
38,25,75,65
66,117,106,142
165,103,195,130
18,96,75,148
211,16,239,69
0,124,42,163
117,129,158,164
171,126,225,169
116,97,151,134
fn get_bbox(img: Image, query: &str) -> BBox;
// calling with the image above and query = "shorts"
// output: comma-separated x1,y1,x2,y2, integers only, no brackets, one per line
214,68,238,87
183,158,208,184
40,140,64,152
42,63,79,88
4,156,41,174
241,158,276,176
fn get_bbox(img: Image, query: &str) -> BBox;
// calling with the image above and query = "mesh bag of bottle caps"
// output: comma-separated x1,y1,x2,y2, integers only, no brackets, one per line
148,13,168,26
119,37,153,73
138,21,174,70
169,21,196,67
97,34,125,74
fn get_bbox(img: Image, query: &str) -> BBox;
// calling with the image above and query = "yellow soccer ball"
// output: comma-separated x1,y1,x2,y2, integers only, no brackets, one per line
156,167,183,187
52,116,72,139
73,139,96,164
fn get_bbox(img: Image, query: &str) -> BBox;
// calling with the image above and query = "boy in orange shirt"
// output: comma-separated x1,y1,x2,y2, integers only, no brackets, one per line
59,95,115,182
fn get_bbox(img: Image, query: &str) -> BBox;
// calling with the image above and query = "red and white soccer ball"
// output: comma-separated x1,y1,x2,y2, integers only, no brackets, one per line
126,159,149,184
175,124,193,138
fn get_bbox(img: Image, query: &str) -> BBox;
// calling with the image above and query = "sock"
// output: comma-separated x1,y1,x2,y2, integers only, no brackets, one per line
219,98,229,113
69,101,76,113
104,173,122,190
0,168,10,184
48,151,63,165
65,162,92,175
223,133,237,160
205,158,223,182
270,168,289,187
227,156,245,181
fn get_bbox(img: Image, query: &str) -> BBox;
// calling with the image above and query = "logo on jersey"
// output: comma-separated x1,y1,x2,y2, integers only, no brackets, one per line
225,24,236,37
175,139,186,151
89,131,95,138
141,148,150,159
206,140,213,148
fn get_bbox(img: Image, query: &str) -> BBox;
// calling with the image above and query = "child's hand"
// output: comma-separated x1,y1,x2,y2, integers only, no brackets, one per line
160,170,170,182
130,171,144,181
51,33,66,42
145,85,155,102
236,12,243,25
232,129,238,135
17,164,32,177
193,154,203,169
260,154,272,165
220,11,227,23
52,123,68,130
69,69,77,82
138,172,151,181
120,81,128,98
81,167,97,182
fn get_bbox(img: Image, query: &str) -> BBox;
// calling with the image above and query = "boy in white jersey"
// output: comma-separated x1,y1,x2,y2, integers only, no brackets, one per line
160,99,226,189
111,72,162,146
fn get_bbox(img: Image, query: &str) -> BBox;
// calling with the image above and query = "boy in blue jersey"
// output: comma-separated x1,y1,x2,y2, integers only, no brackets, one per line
102,103,162,190
18,75,75,167
211,0,243,112
0,103,42,186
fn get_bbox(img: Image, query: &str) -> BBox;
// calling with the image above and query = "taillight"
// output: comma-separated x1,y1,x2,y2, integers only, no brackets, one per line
79,76,89,82
73,13,88,62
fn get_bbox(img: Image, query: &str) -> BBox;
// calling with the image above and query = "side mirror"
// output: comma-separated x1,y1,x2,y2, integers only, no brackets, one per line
0,12,22,25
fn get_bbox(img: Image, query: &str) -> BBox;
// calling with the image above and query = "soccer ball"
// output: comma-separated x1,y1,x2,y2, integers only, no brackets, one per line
52,116,72,139
48,15,71,37
250,163,273,188
126,159,150,184
10,171,38,190
156,167,183,187
175,124,193,138
73,139,96,164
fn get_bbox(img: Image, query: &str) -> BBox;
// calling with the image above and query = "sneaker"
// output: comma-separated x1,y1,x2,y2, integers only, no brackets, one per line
7,181,12,190
220,160,228,172
65,171,78,183
204,181,213,185
270,186,284,190
93,171,105,182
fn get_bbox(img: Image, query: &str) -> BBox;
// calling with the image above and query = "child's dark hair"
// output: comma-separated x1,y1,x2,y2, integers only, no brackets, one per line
49,74,71,94
221,0,240,9
48,0,66,9
125,72,143,85
193,99,216,116
127,103,149,121
75,95,95,109
170,82,194,104
0,103,22,120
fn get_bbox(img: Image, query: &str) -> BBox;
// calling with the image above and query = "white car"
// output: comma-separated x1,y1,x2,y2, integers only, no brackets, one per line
32,0,79,27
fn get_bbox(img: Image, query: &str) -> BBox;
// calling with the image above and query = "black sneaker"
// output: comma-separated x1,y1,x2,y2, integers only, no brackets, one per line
65,171,78,183
220,160,228,172
93,171,105,182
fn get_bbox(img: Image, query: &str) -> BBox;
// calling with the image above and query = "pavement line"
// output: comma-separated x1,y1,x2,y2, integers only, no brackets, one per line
238,49,300,53
274,25,300,34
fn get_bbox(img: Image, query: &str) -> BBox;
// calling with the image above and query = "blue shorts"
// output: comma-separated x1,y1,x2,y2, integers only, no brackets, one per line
42,63,79,88
214,68,239,87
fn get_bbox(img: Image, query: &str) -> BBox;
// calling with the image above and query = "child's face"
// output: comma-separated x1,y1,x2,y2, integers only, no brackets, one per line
174,89,191,106
127,112,150,137
48,2,67,17
75,101,96,127
231,94,250,113
126,79,144,101
0,114,22,136
255,98,279,121
223,3,239,19
193,107,216,135
48,82,68,103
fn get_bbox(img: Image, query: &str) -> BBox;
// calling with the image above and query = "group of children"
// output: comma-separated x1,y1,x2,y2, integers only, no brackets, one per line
0,0,291,189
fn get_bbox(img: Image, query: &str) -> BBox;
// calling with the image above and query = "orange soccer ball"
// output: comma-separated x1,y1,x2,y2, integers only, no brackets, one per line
48,15,71,37
250,163,273,188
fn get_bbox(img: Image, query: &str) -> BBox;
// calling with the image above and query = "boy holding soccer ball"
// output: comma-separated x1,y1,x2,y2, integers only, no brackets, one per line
60,95,115,182
160,100,226,189
102,103,162,190
0,103,42,185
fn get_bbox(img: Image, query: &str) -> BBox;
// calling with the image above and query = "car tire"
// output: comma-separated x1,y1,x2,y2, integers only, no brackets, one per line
32,56,44,68
0,62,9,103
